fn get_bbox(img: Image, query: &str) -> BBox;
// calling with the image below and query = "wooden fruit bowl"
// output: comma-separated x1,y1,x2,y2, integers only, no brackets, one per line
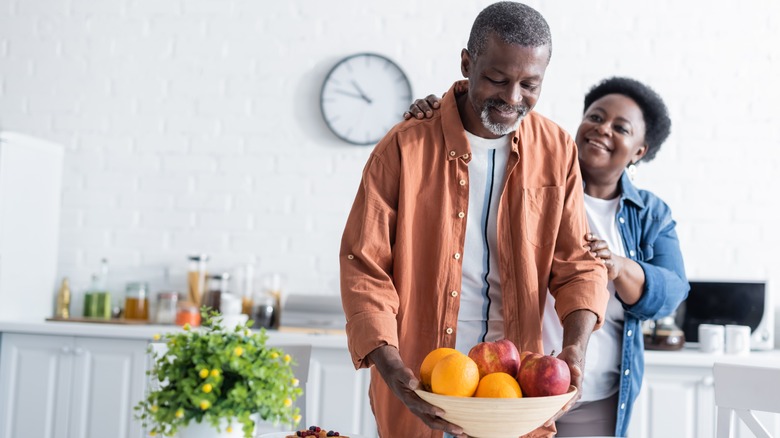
414,386,577,438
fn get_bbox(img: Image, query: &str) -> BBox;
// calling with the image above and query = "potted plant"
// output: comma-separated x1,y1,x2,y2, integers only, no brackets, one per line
135,310,302,438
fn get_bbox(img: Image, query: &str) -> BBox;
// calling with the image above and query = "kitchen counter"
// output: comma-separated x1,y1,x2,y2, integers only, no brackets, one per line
644,344,780,367
0,319,349,349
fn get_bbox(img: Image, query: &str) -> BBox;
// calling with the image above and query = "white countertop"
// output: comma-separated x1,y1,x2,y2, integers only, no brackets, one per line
645,345,780,367
0,319,349,349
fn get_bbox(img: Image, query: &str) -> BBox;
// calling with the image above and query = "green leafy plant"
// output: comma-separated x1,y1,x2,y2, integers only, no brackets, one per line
135,310,302,437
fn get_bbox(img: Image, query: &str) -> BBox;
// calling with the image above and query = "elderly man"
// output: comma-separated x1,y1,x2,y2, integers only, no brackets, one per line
340,2,608,437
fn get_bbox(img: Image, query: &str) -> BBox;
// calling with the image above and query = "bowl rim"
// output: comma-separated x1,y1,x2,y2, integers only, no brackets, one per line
414,385,578,405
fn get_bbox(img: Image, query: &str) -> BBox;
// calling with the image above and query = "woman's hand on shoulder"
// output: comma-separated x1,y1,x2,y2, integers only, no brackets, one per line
403,94,442,120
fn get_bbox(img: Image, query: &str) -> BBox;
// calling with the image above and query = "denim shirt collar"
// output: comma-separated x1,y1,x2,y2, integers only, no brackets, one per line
619,171,645,210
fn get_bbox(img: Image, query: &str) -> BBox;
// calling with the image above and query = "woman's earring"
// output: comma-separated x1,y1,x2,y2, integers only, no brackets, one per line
627,163,637,181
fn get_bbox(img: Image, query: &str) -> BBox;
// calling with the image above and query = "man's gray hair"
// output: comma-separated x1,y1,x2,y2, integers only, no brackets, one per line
467,1,552,61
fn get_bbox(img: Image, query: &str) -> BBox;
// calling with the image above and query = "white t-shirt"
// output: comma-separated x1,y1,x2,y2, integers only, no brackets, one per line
455,132,511,355
542,193,626,401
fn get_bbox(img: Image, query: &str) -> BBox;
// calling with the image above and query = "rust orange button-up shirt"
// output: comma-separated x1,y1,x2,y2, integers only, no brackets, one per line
340,82,608,438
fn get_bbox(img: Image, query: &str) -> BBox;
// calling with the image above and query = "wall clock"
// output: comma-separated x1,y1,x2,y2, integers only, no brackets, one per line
320,53,413,145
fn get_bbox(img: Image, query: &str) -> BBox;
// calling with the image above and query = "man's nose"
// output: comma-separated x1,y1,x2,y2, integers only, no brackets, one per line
502,84,523,108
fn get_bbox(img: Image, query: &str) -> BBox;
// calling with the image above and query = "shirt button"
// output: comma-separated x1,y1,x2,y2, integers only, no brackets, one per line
462,154,469,159
451,291,458,297
454,253,461,260
627,329,633,337
624,369,630,376
619,217,625,224
629,250,636,257
445,327,453,335
449,150,456,157
459,179,466,186
458,212,465,218
620,403,626,410
347,254,354,260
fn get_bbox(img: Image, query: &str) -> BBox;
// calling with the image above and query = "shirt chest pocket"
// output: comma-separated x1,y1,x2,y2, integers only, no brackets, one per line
523,186,563,248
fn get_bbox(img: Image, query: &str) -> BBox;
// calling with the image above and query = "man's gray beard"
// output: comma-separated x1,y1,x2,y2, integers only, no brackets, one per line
480,107,525,136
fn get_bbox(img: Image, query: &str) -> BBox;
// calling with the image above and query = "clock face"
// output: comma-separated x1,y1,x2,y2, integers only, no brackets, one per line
320,53,413,145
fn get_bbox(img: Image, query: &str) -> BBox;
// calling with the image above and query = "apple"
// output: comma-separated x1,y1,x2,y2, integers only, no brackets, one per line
517,353,571,397
467,339,521,378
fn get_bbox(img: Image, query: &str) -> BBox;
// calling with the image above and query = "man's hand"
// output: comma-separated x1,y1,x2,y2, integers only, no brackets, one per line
542,310,597,428
367,345,467,437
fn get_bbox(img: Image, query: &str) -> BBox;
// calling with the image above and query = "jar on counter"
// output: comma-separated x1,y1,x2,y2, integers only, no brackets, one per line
124,282,149,321
155,291,179,325
187,254,209,307
201,272,230,313
176,301,201,327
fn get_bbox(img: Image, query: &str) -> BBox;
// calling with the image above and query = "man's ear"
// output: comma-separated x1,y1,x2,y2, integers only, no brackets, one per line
461,48,471,78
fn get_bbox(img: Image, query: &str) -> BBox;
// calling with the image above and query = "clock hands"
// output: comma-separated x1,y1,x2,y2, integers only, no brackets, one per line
332,89,370,101
350,80,373,104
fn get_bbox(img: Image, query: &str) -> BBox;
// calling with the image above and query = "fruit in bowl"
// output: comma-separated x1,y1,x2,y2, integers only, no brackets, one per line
467,339,521,378
517,352,571,397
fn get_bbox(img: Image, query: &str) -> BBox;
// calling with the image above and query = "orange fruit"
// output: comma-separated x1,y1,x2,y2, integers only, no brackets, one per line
419,347,461,390
431,352,480,397
474,372,523,398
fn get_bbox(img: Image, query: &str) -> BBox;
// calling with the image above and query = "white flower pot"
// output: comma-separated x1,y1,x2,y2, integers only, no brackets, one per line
178,418,254,438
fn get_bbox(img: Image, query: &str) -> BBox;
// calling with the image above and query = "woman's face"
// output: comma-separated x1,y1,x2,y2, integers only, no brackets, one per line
576,94,648,181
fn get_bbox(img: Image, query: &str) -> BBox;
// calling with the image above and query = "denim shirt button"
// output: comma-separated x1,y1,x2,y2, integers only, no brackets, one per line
624,369,630,376
629,249,636,257
619,216,625,224
621,403,626,410
627,329,633,337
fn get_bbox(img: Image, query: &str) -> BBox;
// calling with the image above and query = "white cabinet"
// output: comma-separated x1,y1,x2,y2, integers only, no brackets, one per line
305,347,375,437
627,351,780,438
0,333,148,438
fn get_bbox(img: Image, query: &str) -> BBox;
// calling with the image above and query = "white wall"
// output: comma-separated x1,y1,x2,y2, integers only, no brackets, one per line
1,1,779,316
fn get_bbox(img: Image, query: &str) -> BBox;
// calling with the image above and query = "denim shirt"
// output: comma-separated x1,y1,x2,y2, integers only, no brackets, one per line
610,172,690,436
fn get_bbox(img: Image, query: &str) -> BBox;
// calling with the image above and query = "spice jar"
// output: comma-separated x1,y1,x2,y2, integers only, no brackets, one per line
176,301,201,327
124,282,149,321
155,291,179,325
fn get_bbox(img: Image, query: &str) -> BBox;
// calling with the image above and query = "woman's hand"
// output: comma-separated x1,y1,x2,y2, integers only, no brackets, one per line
367,345,467,437
403,94,442,120
585,233,623,281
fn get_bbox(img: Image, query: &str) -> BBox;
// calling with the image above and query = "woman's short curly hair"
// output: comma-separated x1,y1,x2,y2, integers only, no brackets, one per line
583,77,671,163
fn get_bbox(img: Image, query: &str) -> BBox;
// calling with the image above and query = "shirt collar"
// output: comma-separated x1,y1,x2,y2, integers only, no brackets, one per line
619,171,645,209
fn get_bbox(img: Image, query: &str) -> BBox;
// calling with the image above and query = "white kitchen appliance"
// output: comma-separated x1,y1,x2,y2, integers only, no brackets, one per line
0,132,63,321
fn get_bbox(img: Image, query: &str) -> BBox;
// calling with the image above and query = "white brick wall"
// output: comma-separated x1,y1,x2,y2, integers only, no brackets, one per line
1,1,780,324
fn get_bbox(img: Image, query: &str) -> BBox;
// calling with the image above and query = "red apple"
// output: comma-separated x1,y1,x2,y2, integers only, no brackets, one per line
467,339,521,378
517,350,542,379
517,353,571,397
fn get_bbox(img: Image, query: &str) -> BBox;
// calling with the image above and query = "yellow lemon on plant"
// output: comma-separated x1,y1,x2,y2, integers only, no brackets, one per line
284,354,291,364
210,369,220,378
284,398,292,407
199,400,210,410
152,333,161,341
149,432,156,437
183,323,191,331
226,426,233,433
233,346,244,357
293,414,302,424
175,408,184,418
202,383,212,393
199,369,209,379
270,351,279,359
292,378,299,387
150,404,159,413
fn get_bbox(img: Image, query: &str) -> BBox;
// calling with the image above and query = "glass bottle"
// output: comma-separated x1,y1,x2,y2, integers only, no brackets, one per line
124,282,150,321
187,254,209,307
202,272,230,313
55,277,71,319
